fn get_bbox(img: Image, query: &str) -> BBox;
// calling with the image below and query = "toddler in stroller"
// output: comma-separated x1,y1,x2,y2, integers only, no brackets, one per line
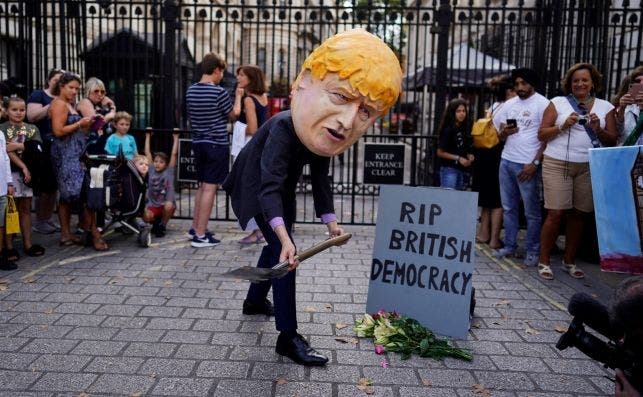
84,151,152,247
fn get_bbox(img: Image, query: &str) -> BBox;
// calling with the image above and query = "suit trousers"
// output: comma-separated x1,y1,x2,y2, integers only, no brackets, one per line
245,214,297,332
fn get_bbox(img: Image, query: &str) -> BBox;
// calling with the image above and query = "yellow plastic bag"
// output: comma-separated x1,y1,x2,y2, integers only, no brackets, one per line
471,118,500,149
5,196,20,235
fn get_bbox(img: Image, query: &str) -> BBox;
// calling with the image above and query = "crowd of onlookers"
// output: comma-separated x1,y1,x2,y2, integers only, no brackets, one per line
437,64,643,280
1,62,641,277
0,69,181,271
0,60,273,270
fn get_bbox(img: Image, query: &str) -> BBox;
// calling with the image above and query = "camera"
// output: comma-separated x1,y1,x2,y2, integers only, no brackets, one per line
506,118,517,129
97,105,113,116
556,292,642,393
577,115,589,125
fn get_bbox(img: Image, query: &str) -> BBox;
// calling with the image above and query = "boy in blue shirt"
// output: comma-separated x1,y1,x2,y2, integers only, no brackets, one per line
104,111,137,159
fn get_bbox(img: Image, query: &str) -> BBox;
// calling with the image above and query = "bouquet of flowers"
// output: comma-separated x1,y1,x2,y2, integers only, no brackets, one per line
353,310,472,361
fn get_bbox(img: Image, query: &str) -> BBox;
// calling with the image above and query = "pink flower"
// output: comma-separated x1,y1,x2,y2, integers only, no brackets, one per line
374,345,385,355
380,360,389,368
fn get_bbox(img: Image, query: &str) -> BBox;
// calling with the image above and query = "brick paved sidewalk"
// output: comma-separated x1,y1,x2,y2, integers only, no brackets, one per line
0,220,618,396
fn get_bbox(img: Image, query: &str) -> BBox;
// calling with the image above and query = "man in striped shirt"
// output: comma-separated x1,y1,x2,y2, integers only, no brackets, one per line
185,53,240,247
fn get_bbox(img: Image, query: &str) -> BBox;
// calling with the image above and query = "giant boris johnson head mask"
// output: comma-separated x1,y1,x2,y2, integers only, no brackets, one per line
290,29,403,157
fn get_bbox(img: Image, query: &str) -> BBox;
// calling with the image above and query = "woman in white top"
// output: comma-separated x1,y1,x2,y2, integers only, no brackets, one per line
537,63,617,280
613,65,643,146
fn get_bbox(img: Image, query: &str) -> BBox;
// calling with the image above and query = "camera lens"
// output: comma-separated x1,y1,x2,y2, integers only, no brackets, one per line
578,118,587,126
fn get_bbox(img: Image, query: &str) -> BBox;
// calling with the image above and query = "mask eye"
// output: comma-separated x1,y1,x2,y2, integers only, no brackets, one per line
334,92,349,102
358,105,371,120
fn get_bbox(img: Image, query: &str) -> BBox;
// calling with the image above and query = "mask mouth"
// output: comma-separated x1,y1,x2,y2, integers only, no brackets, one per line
327,128,345,140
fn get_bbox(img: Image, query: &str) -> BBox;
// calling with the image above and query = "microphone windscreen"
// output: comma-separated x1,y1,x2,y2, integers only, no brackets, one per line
568,292,616,340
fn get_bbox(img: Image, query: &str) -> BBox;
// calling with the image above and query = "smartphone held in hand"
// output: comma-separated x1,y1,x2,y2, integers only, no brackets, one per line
506,118,517,129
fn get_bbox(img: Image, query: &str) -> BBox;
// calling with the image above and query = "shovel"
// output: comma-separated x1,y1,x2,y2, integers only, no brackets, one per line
222,233,352,283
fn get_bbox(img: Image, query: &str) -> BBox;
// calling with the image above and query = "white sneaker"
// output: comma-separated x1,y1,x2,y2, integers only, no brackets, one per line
524,253,539,267
33,221,57,234
492,247,515,258
46,220,61,232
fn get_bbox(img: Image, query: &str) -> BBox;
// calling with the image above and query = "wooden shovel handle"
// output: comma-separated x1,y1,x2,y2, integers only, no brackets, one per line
272,233,352,270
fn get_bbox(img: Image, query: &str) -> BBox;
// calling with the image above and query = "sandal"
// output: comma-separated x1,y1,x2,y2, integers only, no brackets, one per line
239,233,264,245
563,261,585,279
4,248,19,262
25,245,45,257
475,237,490,244
59,236,83,246
537,263,554,280
92,237,109,252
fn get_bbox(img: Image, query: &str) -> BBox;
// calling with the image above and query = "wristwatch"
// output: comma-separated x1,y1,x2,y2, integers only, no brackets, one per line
532,159,541,166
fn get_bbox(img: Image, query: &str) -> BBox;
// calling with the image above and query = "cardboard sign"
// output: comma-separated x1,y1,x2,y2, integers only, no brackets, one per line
178,139,197,183
589,146,643,274
363,143,405,185
366,185,477,338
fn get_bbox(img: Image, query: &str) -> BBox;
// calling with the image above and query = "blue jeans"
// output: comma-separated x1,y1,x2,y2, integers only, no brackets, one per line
499,159,541,255
440,166,468,191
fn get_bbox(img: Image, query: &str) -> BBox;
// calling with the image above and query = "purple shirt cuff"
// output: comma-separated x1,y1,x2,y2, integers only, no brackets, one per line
320,213,337,224
269,217,285,230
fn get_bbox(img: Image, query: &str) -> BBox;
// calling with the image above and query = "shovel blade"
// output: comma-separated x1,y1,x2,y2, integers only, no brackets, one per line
221,266,288,282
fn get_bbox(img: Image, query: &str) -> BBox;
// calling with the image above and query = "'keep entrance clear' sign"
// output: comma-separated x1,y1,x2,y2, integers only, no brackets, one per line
178,139,197,183
366,185,478,338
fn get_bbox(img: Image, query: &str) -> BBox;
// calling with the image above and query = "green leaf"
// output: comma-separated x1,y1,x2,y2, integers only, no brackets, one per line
419,338,430,354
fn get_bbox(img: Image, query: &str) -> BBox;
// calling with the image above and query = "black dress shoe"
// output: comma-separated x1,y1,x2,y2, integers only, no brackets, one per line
242,299,274,316
275,332,328,366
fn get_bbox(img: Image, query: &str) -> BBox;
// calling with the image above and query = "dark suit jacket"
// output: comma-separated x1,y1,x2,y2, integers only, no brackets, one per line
223,111,334,229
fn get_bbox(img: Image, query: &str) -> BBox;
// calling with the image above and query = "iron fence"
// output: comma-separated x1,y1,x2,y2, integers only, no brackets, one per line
0,0,641,224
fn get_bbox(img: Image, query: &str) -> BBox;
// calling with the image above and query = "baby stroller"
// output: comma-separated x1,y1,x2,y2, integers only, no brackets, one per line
84,152,152,247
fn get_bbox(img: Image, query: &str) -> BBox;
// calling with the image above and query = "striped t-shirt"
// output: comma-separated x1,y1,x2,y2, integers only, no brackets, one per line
185,82,233,146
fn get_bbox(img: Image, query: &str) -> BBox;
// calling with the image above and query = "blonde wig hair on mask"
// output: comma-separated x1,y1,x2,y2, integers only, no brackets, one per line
292,29,402,113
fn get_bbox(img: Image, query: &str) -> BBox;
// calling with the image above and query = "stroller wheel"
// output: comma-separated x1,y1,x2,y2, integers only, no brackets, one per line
138,227,152,248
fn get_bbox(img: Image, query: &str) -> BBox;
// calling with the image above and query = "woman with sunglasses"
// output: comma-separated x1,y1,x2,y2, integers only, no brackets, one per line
26,68,65,235
77,77,116,154
49,72,107,251
537,63,617,280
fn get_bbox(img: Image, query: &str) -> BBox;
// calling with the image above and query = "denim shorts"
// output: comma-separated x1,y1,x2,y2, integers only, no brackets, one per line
440,166,469,191
192,143,230,184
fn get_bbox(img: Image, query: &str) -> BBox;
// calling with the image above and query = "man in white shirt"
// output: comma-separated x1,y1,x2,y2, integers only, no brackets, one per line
492,68,548,267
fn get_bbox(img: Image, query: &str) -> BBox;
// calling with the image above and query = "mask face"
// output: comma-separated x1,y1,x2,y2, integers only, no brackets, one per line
290,72,383,157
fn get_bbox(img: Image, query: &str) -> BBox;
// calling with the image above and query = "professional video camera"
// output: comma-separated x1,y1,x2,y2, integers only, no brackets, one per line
556,292,642,393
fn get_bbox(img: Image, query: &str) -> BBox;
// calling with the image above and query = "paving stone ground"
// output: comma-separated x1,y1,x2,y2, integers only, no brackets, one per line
0,220,623,396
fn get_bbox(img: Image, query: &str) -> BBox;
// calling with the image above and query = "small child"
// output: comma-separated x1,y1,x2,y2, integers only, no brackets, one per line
142,131,178,237
131,154,149,177
0,98,15,270
0,97,45,263
104,111,137,159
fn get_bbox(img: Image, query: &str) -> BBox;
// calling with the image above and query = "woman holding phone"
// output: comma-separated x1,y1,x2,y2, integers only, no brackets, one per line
613,65,643,145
